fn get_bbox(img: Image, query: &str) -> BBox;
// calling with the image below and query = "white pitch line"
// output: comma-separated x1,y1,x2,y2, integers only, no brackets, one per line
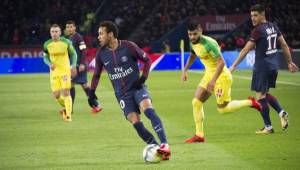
189,70,300,87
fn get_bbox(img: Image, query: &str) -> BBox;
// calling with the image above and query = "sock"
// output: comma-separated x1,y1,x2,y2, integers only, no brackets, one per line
217,100,251,114
56,96,65,107
133,121,158,145
70,87,75,105
64,95,72,118
83,87,90,96
258,98,271,126
192,98,204,137
144,108,167,144
266,93,283,114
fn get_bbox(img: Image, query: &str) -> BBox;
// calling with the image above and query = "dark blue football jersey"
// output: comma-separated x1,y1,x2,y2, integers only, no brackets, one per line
91,40,151,96
250,22,282,71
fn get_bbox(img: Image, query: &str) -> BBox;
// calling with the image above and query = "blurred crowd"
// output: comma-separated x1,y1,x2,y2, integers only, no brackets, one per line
0,0,99,46
0,0,299,50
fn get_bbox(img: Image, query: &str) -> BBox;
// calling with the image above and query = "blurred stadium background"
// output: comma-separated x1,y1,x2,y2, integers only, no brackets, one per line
0,0,300,73
1,1,300,169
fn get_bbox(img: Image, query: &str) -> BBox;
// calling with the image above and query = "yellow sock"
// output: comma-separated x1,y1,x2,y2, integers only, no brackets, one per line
64,95,72,118
56,96,65,107
217,100,251,114
192,98,204,137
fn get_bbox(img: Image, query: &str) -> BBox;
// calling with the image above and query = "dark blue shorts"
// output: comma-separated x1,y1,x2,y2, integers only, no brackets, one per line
251,70,277,93
116,85,151,117
71,65,88,84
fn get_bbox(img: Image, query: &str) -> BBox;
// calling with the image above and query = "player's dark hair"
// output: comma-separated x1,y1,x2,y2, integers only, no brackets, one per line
187,19,202,31
66,20,76,26
99,21,118,38
250,4,265,13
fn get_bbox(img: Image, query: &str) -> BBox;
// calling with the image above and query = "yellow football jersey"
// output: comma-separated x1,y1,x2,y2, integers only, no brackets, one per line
190,35,230,75
43,37,77,75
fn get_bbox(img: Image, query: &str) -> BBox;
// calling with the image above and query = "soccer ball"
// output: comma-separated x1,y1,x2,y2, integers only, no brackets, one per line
142,144,161,163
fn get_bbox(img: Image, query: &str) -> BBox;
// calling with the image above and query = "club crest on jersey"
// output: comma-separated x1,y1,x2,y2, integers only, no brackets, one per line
121,56,128,63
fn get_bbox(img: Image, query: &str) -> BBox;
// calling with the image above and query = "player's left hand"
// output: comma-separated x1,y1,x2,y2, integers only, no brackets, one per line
288,62,299,73
132,76,146,90
71,67,77,77
78,64,85,72
207,80,216,92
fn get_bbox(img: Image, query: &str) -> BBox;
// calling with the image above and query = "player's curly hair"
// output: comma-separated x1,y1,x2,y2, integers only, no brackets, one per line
99,21,119,38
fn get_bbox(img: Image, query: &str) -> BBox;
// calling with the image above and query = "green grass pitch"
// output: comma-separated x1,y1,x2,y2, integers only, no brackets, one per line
0,70,300,170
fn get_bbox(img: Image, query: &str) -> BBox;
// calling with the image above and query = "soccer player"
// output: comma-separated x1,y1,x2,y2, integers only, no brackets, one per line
65,20,102,113
43,24,77,122
89,21,171,160
181,20,262,143
229,4,299,134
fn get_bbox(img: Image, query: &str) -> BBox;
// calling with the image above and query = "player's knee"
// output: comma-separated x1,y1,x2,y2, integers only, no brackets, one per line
217,108,226,114
52,91,60,99
127,112,140,124
62,89,71,97
192,98,201,107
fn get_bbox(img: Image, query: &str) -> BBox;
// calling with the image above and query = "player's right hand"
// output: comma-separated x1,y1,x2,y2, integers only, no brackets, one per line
181,71,188,83
50,64,56,71
288,62,299,73
78,64,85,72
71,67,77,77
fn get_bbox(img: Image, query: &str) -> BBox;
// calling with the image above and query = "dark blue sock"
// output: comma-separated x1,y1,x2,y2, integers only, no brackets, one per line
258,98,272,126
266,93,283,113
70,87,75,104
144,108,167,144
83,87,90,97
133,121,158,145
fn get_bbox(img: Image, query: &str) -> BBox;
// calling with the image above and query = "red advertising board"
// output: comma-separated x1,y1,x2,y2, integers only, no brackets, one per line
192,14,249,32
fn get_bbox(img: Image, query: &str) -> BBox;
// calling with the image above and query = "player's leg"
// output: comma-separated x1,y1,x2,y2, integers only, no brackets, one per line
252,71,273,133
138,96,170,160
50,75,65,111
127,112,158,145
118,94,158,145
61,74,72,122
265,70,288,130
185,85,210,143
70,83,75,110
216,76,261,113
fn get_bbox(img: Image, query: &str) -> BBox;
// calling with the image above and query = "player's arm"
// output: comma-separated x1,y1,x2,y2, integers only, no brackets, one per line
68,42,78,77
68,43,78,68
278,36,299,72
229,41,255,73
43,44,55,71
129,42,151,86
206,42,225,92
78,35,88,72
89,52,103,107
181,51,197,82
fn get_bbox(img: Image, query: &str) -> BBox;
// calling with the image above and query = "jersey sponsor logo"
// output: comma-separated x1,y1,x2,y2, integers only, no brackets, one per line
121,56,128,63
108,67,134,80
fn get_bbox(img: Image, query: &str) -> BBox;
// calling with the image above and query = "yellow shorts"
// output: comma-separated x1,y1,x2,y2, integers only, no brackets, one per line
50,73,71,92
198,72,232,104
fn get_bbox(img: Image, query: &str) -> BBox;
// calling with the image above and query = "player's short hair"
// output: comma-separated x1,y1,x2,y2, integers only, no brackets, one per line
250,4,265,13
51,24,61,29
99,21,118,38
187,19,202,31
66,20,76,26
